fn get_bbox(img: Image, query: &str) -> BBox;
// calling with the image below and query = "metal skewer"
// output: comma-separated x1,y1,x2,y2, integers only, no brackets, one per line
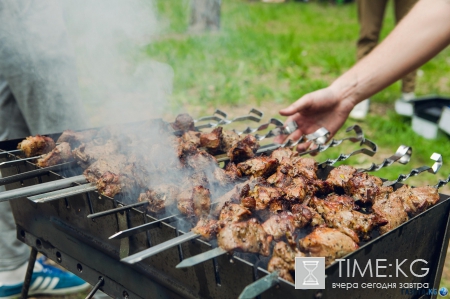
0,175,87,202
121,231,198,264
0,161,77,187
298,124,365,156
0,155,44,169
108,214,179,239
434,174,450,189
238,270,280,299
356,145,412,173
87,202,148,219
317,138,378,168
0,148,22,157
28,183,97,203
382,152,442,187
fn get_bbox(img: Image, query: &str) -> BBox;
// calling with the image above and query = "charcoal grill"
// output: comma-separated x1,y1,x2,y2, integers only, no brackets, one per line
0,114,449,299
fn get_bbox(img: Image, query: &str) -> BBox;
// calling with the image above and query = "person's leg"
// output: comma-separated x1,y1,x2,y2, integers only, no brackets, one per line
395,0,419,93
356,0,389,61
0,78,32,274
351,0,389,119
0,0,88,136
0,1,90,297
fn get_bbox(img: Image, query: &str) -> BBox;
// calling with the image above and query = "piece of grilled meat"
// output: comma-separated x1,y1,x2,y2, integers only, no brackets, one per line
391,184,440,216
236,156,278,178
177,185,211,219
17,135,56,157
299,227,359,265
36,142,74,167
83,154,136,198
220,130,241,152
310,197,387,242
73,139,121,169
372,186,408,235
191,218,220,240
171,113,195,132
219,202,252,223
217,218,272,256
262,210,312,240
227,134,260,163
344,172,383,204
267,241,305,283
326,165,357,189
56,129,98,148
270,148,296,163
200,127,222,153
138,184,180,214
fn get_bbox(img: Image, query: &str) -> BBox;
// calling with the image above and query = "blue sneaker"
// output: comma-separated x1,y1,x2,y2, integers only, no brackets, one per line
0,257,89,299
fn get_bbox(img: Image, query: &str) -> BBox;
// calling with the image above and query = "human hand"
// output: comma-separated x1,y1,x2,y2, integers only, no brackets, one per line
274,86,355,152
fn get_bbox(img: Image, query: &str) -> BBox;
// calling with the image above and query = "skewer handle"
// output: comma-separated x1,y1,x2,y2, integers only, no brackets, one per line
121,231,199,264
238,271,279,299
0,175,86,202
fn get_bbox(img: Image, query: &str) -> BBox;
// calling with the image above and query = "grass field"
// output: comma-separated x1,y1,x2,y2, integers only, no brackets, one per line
37,0,450,297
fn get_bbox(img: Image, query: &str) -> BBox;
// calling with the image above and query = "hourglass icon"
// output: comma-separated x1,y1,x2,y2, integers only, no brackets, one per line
302,260,319,285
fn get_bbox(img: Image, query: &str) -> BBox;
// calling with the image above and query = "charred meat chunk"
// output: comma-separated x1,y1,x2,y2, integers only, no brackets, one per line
288,156,318,180
262,212,299,240
344,172,383,204
249,184,283,210
299,227,359,266
181,131,201,147
177,185,211,218
227,134,260,163
217,218,272,256
267,164,293,188
200,127,222,153
36,142,74,167
186,150,218,170
292,204,324,227
192,218,219,240
18,135,56,157
326,165,357,189
270,148,296,163
56,129,98,148
138,184,180,214
73,139,121,169
267,241,305,283
325,193,360,210
83,154,136,198
224,162,242,180
219,203,251,223
171,113,195,132
220,130,241,152
310,197,387,242
236,156,278,178
372,186,408,235
391,184,440,217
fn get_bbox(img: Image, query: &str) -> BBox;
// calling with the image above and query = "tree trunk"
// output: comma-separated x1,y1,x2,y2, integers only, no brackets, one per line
189,0,221,33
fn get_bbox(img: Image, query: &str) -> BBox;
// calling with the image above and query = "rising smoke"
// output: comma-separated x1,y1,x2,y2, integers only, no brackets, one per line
61,0,174,127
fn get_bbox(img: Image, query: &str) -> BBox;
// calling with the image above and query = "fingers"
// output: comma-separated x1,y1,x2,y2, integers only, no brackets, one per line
279,94,310,116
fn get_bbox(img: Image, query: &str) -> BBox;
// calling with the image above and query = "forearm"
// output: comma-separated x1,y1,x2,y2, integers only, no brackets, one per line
332,0,450,105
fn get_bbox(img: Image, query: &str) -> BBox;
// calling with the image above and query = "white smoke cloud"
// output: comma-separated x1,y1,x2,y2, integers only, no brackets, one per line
61,0,174,126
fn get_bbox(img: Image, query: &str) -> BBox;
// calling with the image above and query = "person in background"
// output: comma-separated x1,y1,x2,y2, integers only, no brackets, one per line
0,1,90,297
276,0,450,148
349,0,418,119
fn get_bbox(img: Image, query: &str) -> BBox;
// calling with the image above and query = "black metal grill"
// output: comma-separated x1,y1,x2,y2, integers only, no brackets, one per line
1,127,449,299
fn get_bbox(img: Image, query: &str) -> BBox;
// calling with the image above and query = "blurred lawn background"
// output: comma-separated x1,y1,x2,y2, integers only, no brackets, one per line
39,0,450,297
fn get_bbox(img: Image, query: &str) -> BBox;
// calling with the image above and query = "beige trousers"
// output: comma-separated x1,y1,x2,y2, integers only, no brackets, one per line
356,0,418,93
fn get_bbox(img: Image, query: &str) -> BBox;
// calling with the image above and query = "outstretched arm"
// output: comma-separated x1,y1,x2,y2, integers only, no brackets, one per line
277,0,450,149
